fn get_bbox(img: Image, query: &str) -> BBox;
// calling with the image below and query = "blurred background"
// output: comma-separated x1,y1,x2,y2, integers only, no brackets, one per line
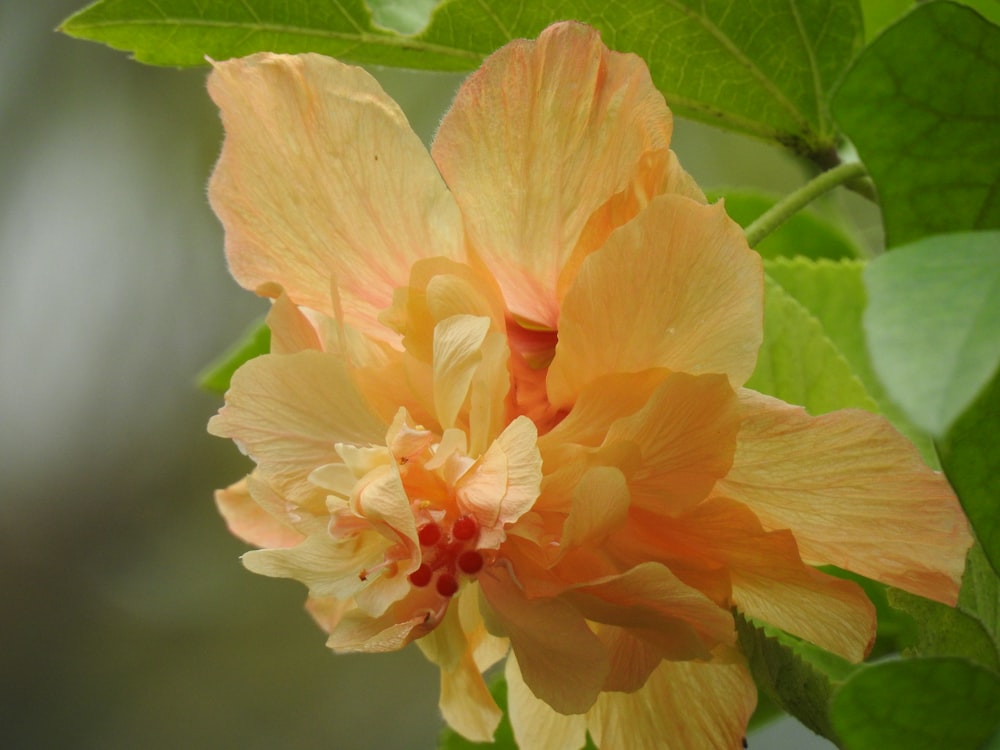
1,2,872,747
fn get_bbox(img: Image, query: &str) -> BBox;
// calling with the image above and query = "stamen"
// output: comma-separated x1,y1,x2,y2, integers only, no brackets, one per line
408,564,433,587
457,550,484,574
418,522,442,546
436,572,459,597
452,515,478,541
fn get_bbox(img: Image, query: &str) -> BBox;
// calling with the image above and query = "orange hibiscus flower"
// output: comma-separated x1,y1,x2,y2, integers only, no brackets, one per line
206,22,971,749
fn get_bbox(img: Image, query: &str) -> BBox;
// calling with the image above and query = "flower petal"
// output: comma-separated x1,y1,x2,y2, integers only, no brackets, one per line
716,390,972,604
506,655,588,750
603,372,741,514
214,474,305,549
548,195,763,408
633,497,875,661
561,562,736,662
208,352,386,503
432,21,673,328
418,595,502,743
479,565,609,714
588,651,756,750
433,315,492,430
457,416,542,545
208,53,464,340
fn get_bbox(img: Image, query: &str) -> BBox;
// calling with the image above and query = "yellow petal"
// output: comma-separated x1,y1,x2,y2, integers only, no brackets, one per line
432,21,672,328
479,565,609,714
433,315,492,430
214,474,305,549
418,596,502,743
208,53,464,341
548,195,763,408
594,626,663,693
506,655,588,750
207,352,386,503
716,390,973,604
559,466,631,553
588,653,756,750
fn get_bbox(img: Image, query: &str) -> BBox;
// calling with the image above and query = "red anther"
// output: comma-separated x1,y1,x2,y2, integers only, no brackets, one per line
451,515,478,541
408,564,432,587
417,523,442,547
457,550,484,575
436,572,459,597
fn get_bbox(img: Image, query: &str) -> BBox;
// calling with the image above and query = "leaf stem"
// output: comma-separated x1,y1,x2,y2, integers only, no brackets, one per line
744,161,871,248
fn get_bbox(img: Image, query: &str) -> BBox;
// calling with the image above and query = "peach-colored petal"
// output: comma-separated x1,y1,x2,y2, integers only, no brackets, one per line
548,195,763,408
561,562,736,662
214,474,305,549
588,652,756,750
432,21,673,328
603,372,740,514
630,498,875,661
457,416,542,546
479,565,609,714
558,466,630,553
207,352,386,502
506,655,588,750
266,291,322,354
208,53,464,340
417,595,502,743
716,390,973,604
325,587,442,653
594,626,664,693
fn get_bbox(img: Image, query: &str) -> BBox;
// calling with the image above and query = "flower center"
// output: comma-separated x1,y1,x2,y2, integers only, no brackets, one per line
407,514,486,597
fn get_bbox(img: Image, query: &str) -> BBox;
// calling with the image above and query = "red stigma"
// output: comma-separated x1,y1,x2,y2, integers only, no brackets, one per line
417,523,441,546
452,515,477,541
457,550,484,574
408,564,432,587
436,572,459,597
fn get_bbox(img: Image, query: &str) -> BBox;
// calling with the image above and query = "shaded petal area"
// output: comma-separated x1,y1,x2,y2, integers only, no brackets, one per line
506,655,587,750
588,653,756,750
549,195,763,408
479,566,609,714
716,390,972,604
432,21,673,328
628,498,875,661
208,53,464,340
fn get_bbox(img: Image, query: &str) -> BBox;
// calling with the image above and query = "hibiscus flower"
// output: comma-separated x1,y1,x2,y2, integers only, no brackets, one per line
206,21,971,749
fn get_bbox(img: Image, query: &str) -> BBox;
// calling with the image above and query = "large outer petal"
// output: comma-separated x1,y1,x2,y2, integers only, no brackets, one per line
623,498,875,661
208,352,386,504
432,21,673,328
548,195,763,409
506,655,587,750
208,53,464,340
716,390,972,604
588,653,756,750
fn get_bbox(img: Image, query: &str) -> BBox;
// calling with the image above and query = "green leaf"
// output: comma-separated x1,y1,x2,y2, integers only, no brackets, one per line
61,0,864,157
959,543,1000,651
709,191,860,261
198,318,269,393
437,674,597,750
889,588,1000,672
863,231,1000,438
832,2,1000,248
747,274,877,415
832,658,1000,750
736,614,858,742
859,0,912,39
938,371,1000,578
